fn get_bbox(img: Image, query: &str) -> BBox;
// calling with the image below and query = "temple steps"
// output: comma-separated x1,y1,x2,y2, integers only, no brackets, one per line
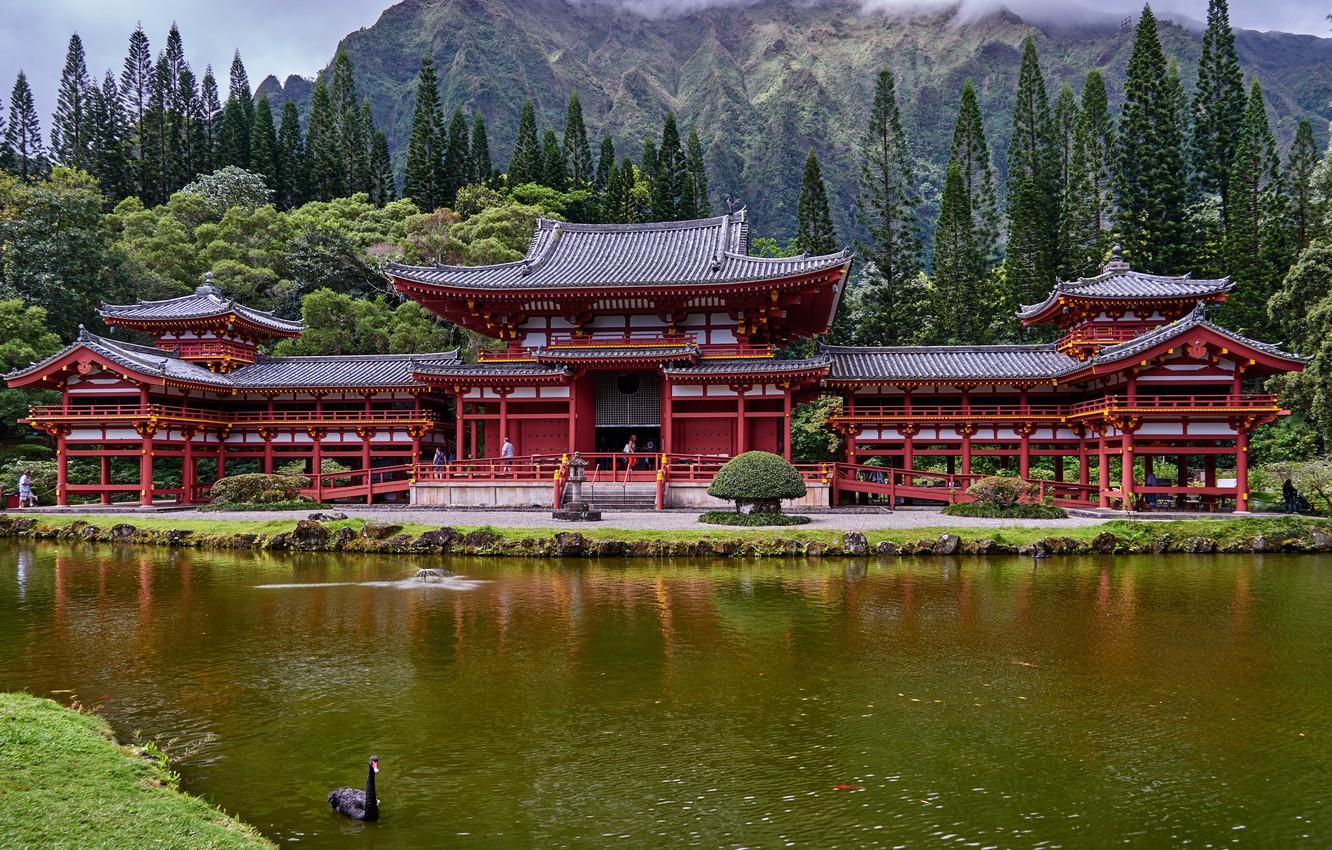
564,483,658,511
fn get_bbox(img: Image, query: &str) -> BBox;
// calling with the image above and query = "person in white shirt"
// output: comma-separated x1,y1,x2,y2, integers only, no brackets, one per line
501,436,515,465
621,434,637,471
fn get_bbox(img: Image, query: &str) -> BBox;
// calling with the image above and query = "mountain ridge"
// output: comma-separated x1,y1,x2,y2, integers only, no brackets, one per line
258,0,1332,239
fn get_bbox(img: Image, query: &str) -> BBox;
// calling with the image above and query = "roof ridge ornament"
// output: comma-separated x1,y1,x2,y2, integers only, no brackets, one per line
1103,243,1130,274
196,271,222,298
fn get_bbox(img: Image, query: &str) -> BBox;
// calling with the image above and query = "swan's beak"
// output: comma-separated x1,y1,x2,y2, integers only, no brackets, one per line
372,762,380,773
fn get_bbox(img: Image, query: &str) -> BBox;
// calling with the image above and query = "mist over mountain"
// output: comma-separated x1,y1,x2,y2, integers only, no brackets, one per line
258,0,1332,239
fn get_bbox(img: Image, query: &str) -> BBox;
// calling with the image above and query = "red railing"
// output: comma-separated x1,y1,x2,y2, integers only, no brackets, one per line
833,394,1281,425
166,340,257,362
26,403,435,428
477,335,776,362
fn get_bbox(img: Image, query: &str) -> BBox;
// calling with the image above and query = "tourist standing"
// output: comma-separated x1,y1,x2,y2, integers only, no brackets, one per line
501,436,515,466
622,434,637,471
1283,477,1298,514
16,470,33,508
432,447,446,468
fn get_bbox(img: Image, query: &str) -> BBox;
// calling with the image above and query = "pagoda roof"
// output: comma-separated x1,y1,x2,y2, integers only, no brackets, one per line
1081,308,1307,370
1017,251,1233,322
531,344,698,365
385,211,851,292
663,355,832,376
5,329,459,391
823,344,1075,383
100,281,304,336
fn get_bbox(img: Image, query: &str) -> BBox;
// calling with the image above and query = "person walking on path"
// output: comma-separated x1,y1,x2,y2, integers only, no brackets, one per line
1283,477,1299,514
16,470,33,508
501,436,515,467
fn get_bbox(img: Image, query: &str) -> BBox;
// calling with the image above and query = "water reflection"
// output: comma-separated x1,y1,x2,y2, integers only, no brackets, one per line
0,544,1330,848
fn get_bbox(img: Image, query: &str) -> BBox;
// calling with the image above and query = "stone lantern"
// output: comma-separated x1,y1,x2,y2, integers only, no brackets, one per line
553,452,602,521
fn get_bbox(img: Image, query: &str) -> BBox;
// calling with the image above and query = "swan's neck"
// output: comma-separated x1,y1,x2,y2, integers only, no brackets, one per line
364,764,378,818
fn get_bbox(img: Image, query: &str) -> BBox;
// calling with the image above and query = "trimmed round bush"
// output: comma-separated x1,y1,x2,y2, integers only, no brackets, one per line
707,451,808,514
208,473,306,505
966,475,1037,509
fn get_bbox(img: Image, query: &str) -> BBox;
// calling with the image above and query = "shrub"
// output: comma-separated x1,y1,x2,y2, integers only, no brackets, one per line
199,497,319,512
707,451,808,514
208,473,306,505
698,511,811,526
966,476,1038,509
943,502,1066,519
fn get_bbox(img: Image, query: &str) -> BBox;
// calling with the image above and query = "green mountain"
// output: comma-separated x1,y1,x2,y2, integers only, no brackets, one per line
260,0,1332,241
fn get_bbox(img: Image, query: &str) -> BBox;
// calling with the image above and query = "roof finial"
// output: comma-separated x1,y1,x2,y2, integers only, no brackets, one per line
197,271,221,297
1104,243,1129,273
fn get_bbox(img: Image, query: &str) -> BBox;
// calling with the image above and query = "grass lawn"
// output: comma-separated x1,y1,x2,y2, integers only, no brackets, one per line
14,512,1332,552
0,692,273,850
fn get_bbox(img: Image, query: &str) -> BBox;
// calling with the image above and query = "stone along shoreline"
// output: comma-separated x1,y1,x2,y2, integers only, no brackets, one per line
4,514,1332,558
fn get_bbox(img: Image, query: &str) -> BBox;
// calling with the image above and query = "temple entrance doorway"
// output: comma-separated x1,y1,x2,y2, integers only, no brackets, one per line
594,372,661,469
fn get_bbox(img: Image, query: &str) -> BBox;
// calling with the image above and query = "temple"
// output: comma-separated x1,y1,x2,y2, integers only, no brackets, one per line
7,211,1305,512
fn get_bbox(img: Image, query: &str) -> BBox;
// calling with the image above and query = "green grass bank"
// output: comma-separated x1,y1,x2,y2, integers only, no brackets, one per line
4,513,1332,557
0,692,273,850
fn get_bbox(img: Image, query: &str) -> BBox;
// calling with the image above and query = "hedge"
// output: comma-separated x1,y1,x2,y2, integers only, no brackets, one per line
707,451,807,513
208,473,306,505
698,511,812,526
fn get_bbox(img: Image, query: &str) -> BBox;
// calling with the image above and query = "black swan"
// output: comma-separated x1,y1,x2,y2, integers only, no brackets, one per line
328,756,380,821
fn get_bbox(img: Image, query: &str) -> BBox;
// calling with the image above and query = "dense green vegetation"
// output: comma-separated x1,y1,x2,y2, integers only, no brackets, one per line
0,692,273,849
707,451,809,514
698,511,812,527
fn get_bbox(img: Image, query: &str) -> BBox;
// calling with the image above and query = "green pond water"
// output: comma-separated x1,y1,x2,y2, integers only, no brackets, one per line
1,543,1331,848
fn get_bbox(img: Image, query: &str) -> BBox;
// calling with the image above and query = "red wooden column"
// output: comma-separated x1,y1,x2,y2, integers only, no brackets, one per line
902,425,915,471
1234,428,1250,513
139,433,154,507
498,390,509,451
960,425,973,475
455,391,466,461
1120,428,1135,510
99,454,110,505
1098,432,1110,508
661,381,673,455
1018,425,1032,479
1078,432,1090,486
181,430,195,504
56,428,69,506
569,380,580,454
735,386,747,455
261,430,274,474
781,386,792,461
1054,454,1064,482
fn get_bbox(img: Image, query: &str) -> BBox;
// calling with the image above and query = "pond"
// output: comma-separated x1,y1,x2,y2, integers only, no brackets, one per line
1,543,1330,848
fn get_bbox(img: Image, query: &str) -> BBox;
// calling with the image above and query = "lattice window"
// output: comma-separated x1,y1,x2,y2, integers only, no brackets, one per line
595,372,661,427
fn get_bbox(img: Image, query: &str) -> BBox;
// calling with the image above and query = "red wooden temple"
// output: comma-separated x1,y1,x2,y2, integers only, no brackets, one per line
6,213,1305,512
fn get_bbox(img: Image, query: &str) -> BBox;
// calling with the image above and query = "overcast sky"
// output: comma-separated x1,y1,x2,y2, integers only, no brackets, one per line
1,0,1327,121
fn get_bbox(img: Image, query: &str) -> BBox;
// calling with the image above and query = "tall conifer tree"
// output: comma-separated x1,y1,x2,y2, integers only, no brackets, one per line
1192,0,1246,214
51,34,92,169
949,80,1000,269
685,125,709,217
6,72,45,180
562,91,593,189
1080,69,1115,240
1286,119,1320,251
595,134,615,193
1116,5,1192,273
471,115,491,183
249,96,279,187
120,24,152,196
305,80,344,202
795,150,838,255
652,112,687,220
849,68,923,344
199,66,221,171
640,137,658,188
508,99,540,185
88,71,132,199
1220,80,1288,334
540,128,567,190
932,161,983,343
1004,34,1059,310
402,55,444,210
228,51,252,125
275,100,305,208
442,107,471,204
369,130,394,205
215,98,250,169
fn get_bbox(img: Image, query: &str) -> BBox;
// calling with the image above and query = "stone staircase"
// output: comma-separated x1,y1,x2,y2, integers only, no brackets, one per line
563,482,657,511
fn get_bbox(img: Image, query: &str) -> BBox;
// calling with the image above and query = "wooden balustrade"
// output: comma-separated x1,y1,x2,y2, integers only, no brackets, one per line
832,394,1280,424
26,403,435,428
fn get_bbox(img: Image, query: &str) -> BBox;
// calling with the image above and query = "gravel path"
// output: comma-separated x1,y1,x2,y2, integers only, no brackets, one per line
57,506,1116,531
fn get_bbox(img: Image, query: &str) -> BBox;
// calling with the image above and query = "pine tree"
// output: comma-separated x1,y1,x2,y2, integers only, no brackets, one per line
602,159,626,223
275,100,305,208
442,107,471,204
249,96,279,187
949,80,1000,269
850,68,923,344
595,133,615,193
120,24,152,196
508,99,540,185
1080,69,1115,242
6,72,45,180
369,130,394,205
402,55,444,210
540,128,567,190
685,125,709,217
795,150,838,255
199,66,221,171
1221,79,1289,334
1192,0,1246,213
329,52,359,193
932,161,983,343
1060,105,1105,280
229,51,253,126
88,70,132,199
1005,33,1059,310
305,80,344,202
1116,6,1192,273
352,100,374,194
215,97,250,169
1052,83,1079,221
179,65,207,180
0,87,10,174
1312,128,1332,245
1286,119,1320,251
562,91,593,189
640,137,658,187
51,33,92,169
470,114,491,183
652,112,687,220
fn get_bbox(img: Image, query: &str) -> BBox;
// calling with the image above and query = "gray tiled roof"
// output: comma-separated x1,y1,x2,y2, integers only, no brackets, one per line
100,283,304,334
534,345,698,361
1017,260,1233,319
1090,308,1307,366
664,355,832,375
824,344,1076,381
411,362,569,379
4,330,459,389
386,210,851,290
